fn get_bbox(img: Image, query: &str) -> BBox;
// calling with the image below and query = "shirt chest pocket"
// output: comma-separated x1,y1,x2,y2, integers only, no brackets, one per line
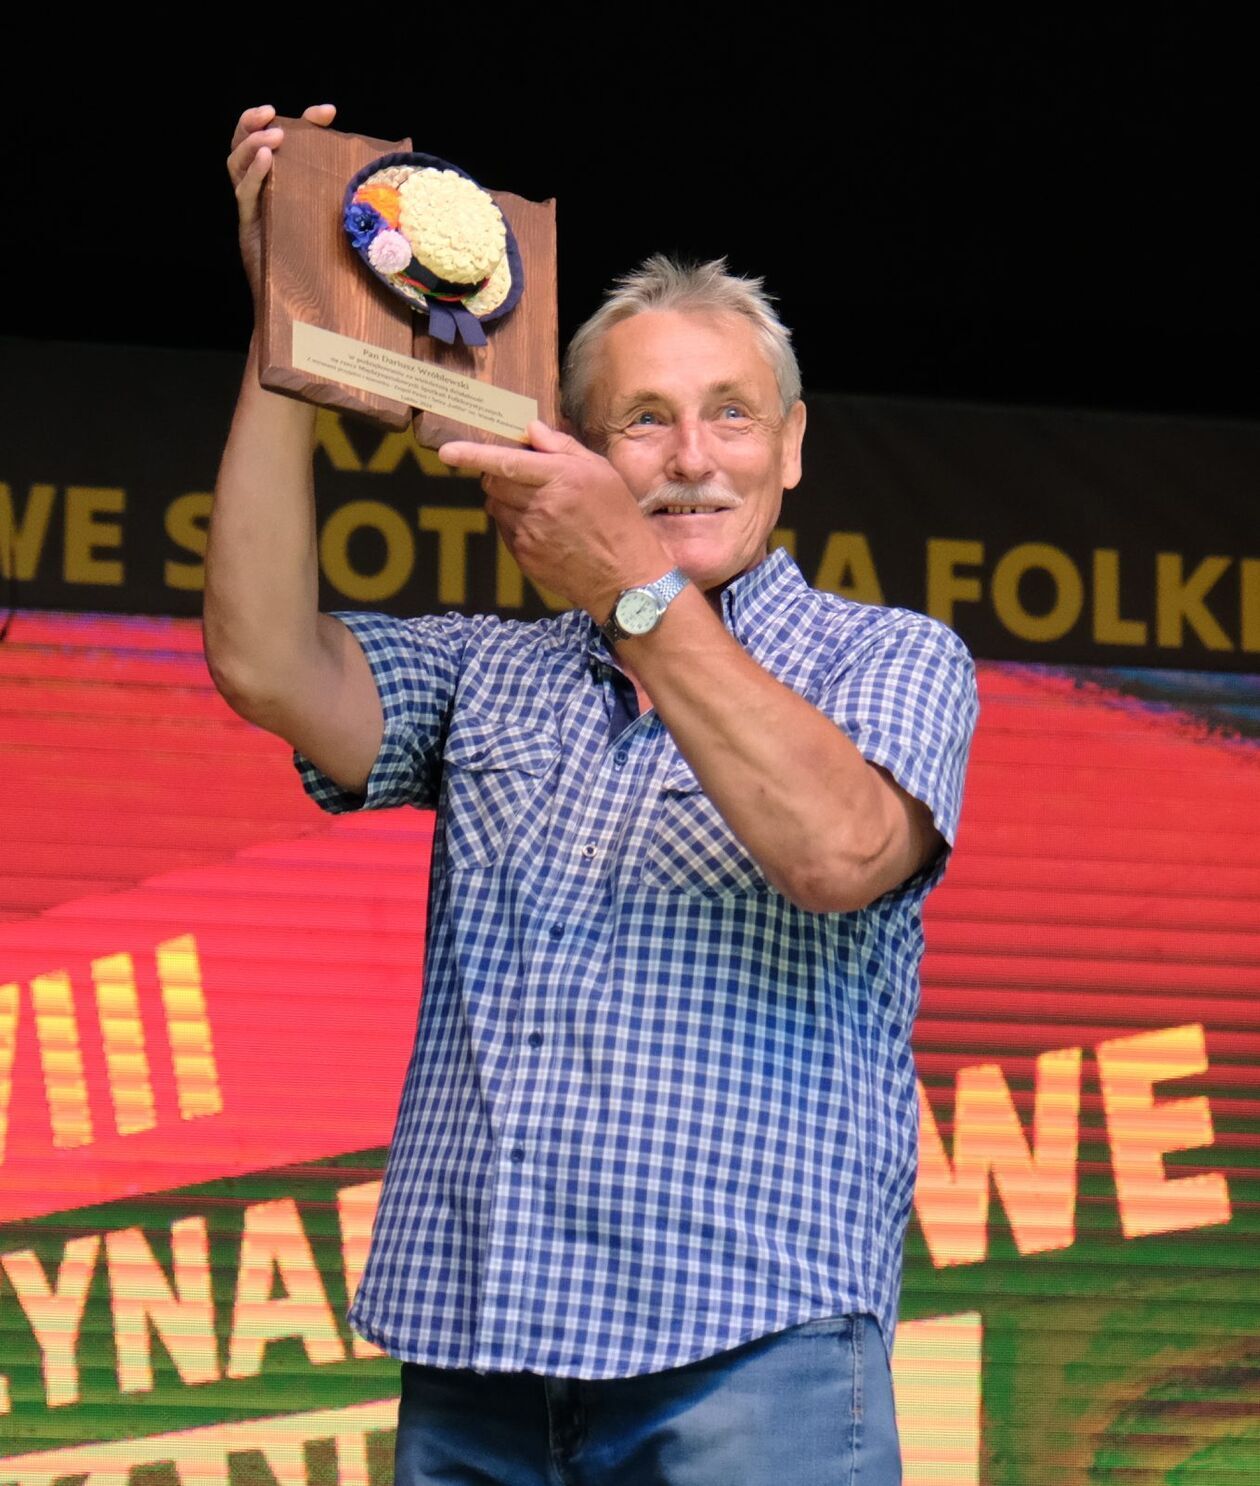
440,715,559,870
640,757,768,899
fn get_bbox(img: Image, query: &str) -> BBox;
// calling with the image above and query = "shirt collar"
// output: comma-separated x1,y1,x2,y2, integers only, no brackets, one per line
718,547,807,641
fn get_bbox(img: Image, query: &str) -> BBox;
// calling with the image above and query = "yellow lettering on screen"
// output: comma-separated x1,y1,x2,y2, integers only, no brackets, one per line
1,1235,100,1408
813,532,885,604
1155,553,1233,650
0,482,56,581
226,1199,347,1378
30,971,93,1148
1097,1023,1231,1239
893,1312,983,1485
768,527,796,558
1092,548,1149,645
1240,557,1260,652
495,537,568,611
105,1219,220,1393
155,935,222,1122
915,1047,1082,1267
164,493,213,592
991,542,1083,641
0,1397,398,1486
314,409,364,471
236,1437,310,1486
320,500,415,602
337,1181,385,1359
419,506,488,605
64,486,125,585
91,952,157,1136
333,1422,373,1486
925,540,984,627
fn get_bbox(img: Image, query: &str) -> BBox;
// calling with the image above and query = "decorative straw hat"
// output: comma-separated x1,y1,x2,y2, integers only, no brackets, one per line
343,152,524,347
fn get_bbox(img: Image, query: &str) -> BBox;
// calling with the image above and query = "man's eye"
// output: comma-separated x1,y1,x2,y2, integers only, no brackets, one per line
718,404,749,421
629,410,661,427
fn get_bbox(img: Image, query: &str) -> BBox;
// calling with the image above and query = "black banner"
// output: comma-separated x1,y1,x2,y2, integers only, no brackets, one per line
2,338,1255,668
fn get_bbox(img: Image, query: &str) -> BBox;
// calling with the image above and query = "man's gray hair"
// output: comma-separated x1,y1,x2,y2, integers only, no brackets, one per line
561,255,802,432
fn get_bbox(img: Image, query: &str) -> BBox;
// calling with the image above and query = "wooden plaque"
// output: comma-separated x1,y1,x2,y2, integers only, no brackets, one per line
260,118,414,429
412,191,559,449
259,118,558,446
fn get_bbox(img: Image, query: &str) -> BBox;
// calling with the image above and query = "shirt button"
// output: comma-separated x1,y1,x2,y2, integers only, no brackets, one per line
528,1031,543,1049
549,923,565,939
613,750,628,768
509,1145,525,1164
580,842,598,859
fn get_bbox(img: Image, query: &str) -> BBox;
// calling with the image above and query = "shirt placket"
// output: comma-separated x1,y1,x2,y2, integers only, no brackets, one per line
470,682,659,1370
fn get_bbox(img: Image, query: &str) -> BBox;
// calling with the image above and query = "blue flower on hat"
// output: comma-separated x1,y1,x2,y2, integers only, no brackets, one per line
343,201,384,251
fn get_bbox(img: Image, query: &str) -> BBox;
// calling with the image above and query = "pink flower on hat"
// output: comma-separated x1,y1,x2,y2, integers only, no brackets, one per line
368,230,412,274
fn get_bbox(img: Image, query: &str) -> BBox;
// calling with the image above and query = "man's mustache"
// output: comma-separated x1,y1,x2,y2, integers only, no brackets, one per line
637,482,741,515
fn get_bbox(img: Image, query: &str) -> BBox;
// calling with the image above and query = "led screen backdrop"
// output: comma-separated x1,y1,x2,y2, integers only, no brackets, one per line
1,334,1257,1483
0,611,1255,1485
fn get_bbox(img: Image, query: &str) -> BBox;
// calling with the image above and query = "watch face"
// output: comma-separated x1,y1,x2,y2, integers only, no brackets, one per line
616,588,661,636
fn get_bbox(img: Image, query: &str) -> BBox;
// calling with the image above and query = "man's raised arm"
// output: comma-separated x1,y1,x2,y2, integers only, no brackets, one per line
204,103,383,795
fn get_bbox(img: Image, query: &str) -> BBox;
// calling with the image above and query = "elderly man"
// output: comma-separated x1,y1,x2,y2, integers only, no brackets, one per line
210,105,977,1486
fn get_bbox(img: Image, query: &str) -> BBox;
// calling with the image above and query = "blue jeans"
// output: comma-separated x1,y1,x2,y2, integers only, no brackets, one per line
394,1314,901,1485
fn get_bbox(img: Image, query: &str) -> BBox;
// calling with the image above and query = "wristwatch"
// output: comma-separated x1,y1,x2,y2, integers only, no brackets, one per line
600,568,690,645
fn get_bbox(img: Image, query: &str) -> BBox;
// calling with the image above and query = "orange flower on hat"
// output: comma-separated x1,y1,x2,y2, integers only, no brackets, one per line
355,184,401,228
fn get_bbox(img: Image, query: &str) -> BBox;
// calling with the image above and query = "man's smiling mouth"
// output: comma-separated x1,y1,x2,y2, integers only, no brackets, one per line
639,484,740,517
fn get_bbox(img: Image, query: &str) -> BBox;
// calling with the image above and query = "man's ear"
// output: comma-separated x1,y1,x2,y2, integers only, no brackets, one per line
780,400,807,491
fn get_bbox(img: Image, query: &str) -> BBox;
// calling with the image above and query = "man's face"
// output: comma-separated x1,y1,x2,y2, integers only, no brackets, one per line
585,309,806,593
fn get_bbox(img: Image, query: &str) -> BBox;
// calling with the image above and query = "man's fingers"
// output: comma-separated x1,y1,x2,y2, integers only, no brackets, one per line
440,421,589,482
230,104,277,152
481,474,540,513
227,128,282,190
525,420,582,456
483,493,510,528
228,104,336,186
439,441,554,485
230,142,279,227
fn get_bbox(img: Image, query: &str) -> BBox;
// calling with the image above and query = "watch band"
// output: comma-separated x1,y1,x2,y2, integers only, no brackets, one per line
600,567,690,646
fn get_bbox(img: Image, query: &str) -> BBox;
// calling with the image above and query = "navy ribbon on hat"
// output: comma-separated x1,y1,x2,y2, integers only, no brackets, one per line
427,302,487,347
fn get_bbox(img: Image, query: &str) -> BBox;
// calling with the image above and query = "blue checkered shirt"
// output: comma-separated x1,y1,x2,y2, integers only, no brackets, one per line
296,549,977,1378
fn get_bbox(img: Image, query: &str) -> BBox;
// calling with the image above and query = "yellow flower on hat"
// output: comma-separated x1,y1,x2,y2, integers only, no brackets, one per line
398,169,506,287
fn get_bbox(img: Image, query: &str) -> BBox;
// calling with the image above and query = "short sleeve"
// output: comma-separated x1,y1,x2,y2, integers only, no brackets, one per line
294,610,476,814
823,613,978,848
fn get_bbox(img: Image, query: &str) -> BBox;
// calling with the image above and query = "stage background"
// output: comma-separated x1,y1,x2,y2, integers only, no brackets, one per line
1,339,1257,1484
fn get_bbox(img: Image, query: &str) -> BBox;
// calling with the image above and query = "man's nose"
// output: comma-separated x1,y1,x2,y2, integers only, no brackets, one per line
665,416,717,484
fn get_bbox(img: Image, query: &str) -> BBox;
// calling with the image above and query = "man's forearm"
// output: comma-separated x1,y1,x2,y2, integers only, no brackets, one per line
204,342,386,792
204,340,324,722
618,586,940,913
430,426,942,909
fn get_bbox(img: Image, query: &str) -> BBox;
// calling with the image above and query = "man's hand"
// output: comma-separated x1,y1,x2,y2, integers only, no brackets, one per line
227,103,336,304
439,422,672,620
